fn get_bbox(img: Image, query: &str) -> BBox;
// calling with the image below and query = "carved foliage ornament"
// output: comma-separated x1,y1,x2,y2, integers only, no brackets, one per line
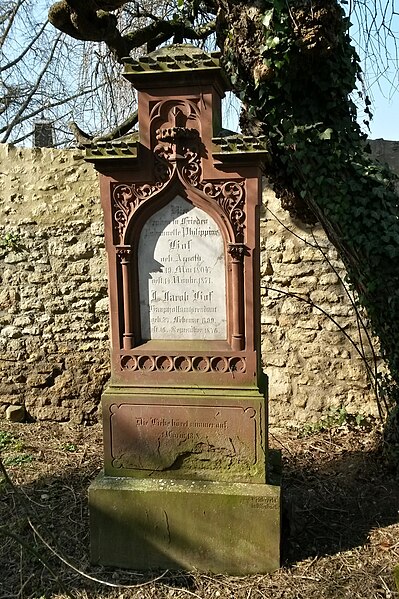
111,99,246,244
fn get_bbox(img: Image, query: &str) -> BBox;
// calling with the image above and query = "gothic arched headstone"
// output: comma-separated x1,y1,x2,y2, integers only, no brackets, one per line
85,44,281,574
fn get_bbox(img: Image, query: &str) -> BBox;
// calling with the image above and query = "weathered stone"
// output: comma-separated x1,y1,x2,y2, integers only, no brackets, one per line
267,355,287,367
292,393,307,408
4,252,26,264
280,299,311,315
261,314,278,325
309,289,341,304
22,326,41,336
1,325,21,339
13,315,32,327
89,474,281,574
90,222,104,236
287,329,318,343
0,144,107,422
94,298,109,313
319,273,340,285
5,404,25,422
296,317,321,330
265,367,291,397
0,288,18,309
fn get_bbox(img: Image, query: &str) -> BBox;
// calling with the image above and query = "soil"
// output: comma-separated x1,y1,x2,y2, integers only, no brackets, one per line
0,419,398,599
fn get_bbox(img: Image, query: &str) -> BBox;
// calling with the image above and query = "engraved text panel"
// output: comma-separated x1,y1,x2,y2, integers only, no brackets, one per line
138,195,227,340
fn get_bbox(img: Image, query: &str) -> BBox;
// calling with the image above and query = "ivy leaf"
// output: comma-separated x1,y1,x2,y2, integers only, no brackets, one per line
177,0,184,8
273,0,284,13
262,9,274,28
386,245,398,258
319,128,333,140
265,35,280,49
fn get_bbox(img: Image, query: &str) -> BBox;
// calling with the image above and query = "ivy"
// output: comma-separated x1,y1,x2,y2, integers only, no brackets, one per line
221,0,399,443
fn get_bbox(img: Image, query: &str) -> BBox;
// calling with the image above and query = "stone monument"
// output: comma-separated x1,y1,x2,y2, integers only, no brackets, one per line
85,44,281,574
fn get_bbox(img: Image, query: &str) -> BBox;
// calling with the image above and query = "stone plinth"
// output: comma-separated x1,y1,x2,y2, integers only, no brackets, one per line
89,473,281,575
101,387,267,482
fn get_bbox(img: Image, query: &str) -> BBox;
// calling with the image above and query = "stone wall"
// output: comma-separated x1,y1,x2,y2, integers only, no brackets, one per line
261,139,399,426
0,144,108,422
0,141,398,425
260,190,375,426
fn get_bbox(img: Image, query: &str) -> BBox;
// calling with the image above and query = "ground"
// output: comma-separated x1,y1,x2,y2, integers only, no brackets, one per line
0,419,398,599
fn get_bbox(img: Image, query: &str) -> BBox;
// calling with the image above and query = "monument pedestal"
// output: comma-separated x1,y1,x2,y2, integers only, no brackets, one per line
89,472,281,574
99,386,269,482
89,383,281,573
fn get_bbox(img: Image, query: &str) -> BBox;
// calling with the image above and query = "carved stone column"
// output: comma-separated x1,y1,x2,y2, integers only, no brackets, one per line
117,246,134,350
228,243,246,351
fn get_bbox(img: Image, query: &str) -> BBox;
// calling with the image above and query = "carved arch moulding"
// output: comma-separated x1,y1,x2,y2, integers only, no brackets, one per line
112,178,246,247
110,97,247,246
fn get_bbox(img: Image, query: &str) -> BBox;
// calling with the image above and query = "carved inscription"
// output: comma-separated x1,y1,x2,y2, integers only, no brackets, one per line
110,404,257,473
249,497,279,509
138,195,227,340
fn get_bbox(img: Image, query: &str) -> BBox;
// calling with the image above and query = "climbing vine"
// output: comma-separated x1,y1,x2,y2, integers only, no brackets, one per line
218,0,399,444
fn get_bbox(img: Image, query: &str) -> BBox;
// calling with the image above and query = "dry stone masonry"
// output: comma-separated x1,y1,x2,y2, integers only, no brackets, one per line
0,144,109,423
261,188,374,426
261,140,399,426
0,140,398,426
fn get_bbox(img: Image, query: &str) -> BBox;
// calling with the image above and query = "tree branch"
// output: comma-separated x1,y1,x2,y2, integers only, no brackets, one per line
48,0,132,61
0,84,106,142
0,0,27,48
1,33,63,143
48,1,216,62
0,20,48,73
124,18,216,52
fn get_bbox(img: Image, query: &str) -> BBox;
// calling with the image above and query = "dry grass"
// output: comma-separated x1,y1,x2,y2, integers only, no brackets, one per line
0,419,398,599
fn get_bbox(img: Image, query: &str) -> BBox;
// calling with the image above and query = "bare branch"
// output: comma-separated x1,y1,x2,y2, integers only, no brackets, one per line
0,0,27,48
1,84,105,137
0,20,48,73
1,33,63,142
123,17,216,52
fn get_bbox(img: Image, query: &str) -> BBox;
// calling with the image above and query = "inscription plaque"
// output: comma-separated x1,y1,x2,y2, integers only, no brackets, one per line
138,195,227,340
249,497,279,509
109,403,257,473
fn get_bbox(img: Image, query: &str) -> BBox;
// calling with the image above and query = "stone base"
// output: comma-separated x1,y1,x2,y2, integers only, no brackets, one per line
89,473,281,575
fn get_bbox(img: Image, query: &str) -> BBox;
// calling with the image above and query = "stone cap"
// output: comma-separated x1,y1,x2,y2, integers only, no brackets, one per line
123,44,231,91
123,44,221,75
83,132,139,160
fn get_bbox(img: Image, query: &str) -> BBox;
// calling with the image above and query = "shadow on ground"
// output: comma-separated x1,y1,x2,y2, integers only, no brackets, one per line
0,424,398,597
281,440,399,565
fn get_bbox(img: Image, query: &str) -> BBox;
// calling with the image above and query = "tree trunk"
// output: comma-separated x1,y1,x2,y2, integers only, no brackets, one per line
216,0,399,444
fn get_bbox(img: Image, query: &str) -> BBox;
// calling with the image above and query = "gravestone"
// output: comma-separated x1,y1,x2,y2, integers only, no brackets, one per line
85,44,281,574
